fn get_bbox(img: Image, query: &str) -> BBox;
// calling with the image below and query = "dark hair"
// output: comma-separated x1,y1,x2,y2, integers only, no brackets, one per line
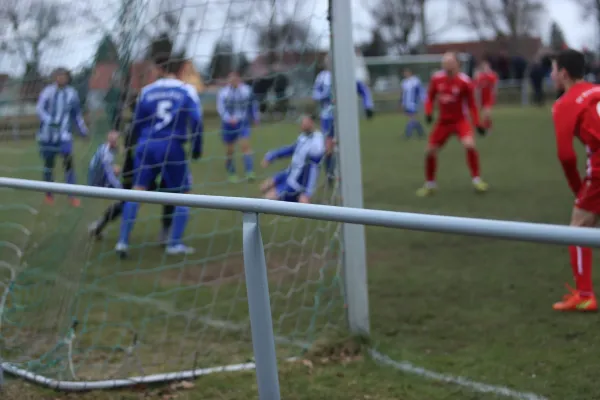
554,49,585,80
53,67,72,84
154,53,180,75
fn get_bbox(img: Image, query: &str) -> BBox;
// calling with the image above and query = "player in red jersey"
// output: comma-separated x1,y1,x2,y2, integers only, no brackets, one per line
416,52,488,197
474,60,498,132
551,49,600,312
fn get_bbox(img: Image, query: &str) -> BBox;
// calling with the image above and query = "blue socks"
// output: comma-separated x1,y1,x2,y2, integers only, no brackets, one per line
325,154,335,178
243,153,254,173
118,202,140,245
169,206,189,246
65,169,75,184
226,158,235,175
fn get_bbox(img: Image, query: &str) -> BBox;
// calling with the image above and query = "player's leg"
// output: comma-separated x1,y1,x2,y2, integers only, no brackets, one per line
222,126,239,182
481,104,493,131
416,123,449,197
553,203,598,312
155,178,175,245
238,124,255,180
161,148,194,255
116,144,157,256
321,118,335,186
89,150,134,238
457,120,488,192
39,144,57,204
405,112,424,139
61,140,80,206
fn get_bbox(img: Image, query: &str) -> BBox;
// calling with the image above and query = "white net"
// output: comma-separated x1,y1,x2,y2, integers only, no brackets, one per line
0,0,345,387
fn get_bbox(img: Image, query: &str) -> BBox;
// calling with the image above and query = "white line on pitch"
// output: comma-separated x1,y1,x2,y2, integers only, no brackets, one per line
369,349,548,400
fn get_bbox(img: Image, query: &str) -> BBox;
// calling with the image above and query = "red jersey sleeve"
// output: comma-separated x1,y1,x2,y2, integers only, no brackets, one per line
463,80,481,127
425,77,437,116
552,100,582,194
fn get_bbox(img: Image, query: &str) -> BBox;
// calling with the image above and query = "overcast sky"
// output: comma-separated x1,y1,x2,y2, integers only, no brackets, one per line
0,0,594,76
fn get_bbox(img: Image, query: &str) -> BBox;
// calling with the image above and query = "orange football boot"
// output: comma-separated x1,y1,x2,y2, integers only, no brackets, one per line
553,284,598,312
69,197,81,208
44,194,54,205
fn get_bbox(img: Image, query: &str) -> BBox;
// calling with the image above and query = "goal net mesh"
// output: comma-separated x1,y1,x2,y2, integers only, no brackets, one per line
0,0,345,384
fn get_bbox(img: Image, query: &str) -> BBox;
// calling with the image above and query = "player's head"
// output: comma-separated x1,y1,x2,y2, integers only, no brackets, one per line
552,49,585,90
479,59,491,71
107,130,120,148
154,53,180,77
441,52,460,75
403,68,412,78
228,71,241,87
53,67,71,87
300,113,316,133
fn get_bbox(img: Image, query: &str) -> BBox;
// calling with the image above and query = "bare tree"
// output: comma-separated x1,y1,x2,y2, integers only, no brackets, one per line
456,0,544,53
227,0,315,67
366,0,420,54
570,0,600,52
0,0,66,74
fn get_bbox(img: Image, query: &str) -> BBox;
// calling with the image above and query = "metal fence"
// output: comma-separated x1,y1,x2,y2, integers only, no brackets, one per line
2,178,600,399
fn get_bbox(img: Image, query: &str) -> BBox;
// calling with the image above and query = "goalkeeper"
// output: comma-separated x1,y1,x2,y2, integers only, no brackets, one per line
259,114,324,204
88,99,175,243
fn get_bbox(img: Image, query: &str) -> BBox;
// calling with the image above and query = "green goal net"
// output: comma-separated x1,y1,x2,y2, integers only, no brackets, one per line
0,0,346,388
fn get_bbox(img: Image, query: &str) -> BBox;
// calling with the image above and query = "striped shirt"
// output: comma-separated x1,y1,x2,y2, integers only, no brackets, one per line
36,84,87,143
312,70,374,120
216,84,259,124
88,143,121,188
401,76,424,113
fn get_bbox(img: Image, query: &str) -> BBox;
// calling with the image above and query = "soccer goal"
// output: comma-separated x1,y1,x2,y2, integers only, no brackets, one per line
0,0,368,391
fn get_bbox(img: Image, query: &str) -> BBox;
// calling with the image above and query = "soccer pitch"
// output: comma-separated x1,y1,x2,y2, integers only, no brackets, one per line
2,107,599,400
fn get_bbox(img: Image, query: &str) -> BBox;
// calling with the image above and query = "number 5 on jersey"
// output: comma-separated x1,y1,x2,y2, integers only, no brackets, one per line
155,100,173,130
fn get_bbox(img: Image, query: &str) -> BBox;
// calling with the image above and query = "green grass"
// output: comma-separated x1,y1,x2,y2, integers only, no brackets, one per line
1,107,598,399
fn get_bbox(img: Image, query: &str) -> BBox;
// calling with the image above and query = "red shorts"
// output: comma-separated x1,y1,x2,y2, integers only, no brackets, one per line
428,119,473,147
575,178,600,214
480,94,495,108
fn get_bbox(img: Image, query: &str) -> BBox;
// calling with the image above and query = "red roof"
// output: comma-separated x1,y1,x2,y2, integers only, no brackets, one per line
427,38,543,61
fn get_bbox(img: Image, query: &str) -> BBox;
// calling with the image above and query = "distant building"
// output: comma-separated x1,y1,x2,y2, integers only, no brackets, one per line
426,37,543,62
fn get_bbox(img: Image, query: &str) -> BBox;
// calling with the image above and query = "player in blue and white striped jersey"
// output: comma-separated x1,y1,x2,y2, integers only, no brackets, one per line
400,68,425,138
259,114,324,203
36,67,88,206
312,65,373,185
87,130,121,189
217,71,260,183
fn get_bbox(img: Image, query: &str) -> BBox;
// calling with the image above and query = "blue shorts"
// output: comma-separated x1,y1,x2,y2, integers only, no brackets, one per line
272,170,299,202
39,140,72,161
134,141,192,193
321,118,334,138
222,122,251,144
403,107,419,116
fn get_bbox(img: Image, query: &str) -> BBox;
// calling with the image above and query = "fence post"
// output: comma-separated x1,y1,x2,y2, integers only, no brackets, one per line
330,0,370,337
241,212,281,400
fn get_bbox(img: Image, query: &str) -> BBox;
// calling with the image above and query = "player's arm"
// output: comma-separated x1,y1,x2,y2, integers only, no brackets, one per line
186,89,204,160
424,78,437,122
70,90,88,136
553,103,582,194
464,82,482,128
130,92,148,148
102,149,122,189
356,80,374,112
248,90,260,124
301,140,326,202
312,73,329,102
216,89,233,122
36,87,52,124
264,142,297,163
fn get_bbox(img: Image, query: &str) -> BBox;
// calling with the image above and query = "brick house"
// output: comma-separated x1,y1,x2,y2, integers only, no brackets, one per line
426,37,544,61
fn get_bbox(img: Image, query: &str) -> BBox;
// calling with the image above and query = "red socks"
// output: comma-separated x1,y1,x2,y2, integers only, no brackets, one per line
483,117,492,130
425,153,437,182
569,246,593,295
466,148,480,178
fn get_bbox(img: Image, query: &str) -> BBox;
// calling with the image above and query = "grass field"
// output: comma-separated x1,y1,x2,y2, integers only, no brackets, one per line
1,106,598,400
